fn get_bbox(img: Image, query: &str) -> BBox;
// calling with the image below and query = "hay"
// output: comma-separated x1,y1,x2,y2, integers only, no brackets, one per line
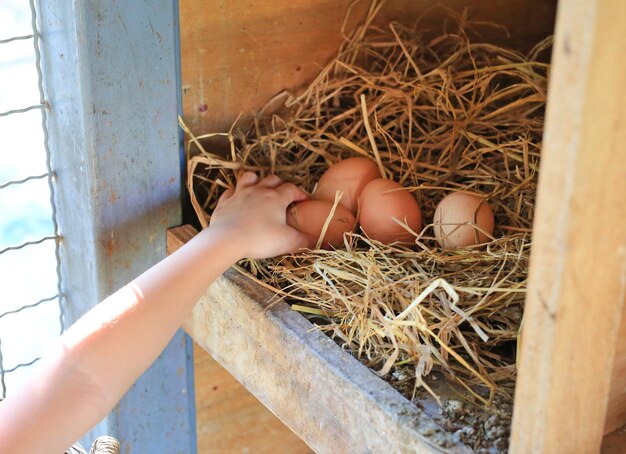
183,4,549,407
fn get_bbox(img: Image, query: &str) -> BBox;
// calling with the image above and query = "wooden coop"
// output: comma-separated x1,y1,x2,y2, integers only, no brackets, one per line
33,0,623,452
174,1,626,453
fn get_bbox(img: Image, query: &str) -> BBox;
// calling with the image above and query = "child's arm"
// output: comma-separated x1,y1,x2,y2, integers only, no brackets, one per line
0,172,309,454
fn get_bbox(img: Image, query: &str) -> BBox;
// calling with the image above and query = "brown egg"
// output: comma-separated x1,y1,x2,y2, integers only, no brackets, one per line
359,178,422,244
287,200,356,249
433,191,495,249
314,157,381,214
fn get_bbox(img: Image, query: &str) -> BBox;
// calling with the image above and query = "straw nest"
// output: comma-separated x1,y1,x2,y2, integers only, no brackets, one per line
183,4,550,407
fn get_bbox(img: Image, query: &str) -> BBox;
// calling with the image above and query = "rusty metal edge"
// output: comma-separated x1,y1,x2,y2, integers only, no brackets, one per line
38,2,196,451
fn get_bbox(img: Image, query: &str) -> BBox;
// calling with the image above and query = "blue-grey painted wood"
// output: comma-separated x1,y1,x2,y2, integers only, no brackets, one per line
35,1,196,452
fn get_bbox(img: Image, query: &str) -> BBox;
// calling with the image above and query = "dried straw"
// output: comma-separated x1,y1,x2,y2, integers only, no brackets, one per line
183,5,550,406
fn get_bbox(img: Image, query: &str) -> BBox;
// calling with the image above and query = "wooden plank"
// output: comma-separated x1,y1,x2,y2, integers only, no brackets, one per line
510,1,626,453
167,226,311,453
602,424,626,454
192,343,312,454
179,0,556,134
167,226,471,454
606,305,626,433
167,224,197,252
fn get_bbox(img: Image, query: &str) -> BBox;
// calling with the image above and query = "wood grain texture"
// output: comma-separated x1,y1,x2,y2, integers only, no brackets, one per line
606,304,626,433
179,0,556,134
192,343,312,454
167,226,472,453
602,424,626,454
166,225,197,252
510,1,626,453
166,226,311,454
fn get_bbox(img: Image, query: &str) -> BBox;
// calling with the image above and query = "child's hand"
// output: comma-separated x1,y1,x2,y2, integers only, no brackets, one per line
207,171,310,259
0,172,308,454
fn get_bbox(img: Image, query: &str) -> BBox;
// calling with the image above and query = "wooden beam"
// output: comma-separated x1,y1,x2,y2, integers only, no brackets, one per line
166,225,197,253
602,424,626,454
606,304,626,433
167,226,471,454
190,342,312,453
510,1,626,453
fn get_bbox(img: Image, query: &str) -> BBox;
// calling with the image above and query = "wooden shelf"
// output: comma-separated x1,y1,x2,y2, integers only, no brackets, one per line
168,225,470,453
192,343,311,453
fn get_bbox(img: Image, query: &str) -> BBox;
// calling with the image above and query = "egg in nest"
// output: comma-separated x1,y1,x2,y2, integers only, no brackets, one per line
287,200,356,249
314,157,381,214
433,191,495,249
359,178,422,244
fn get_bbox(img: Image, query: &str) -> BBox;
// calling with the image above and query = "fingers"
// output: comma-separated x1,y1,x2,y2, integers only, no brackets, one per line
258,174,282,189
276,183,309,205
282,228,314,253
237,172,283,191
236,173,307,206
236,171,258,190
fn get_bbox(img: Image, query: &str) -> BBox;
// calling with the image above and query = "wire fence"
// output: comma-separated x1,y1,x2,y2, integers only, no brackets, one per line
0,0,64,400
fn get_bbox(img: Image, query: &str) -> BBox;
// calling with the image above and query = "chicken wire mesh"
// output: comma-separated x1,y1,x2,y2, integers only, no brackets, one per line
0,0,63,400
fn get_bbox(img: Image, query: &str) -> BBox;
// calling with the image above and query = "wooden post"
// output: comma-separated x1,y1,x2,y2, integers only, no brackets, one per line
510,1,626,453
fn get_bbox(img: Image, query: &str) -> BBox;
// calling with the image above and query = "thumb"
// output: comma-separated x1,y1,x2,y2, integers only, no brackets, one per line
283,227,313,253
215,187,235,207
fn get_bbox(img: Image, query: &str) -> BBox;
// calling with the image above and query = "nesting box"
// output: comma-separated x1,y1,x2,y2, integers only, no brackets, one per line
174,1,626,452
